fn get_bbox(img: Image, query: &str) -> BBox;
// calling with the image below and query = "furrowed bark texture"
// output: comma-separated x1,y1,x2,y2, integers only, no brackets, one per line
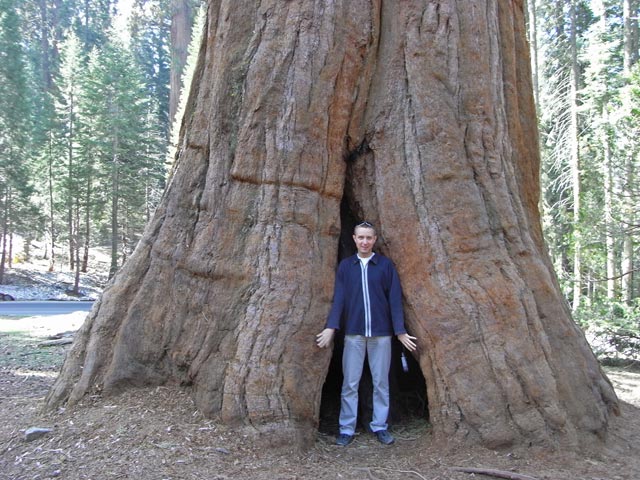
46,0,619,449
47,0,377,446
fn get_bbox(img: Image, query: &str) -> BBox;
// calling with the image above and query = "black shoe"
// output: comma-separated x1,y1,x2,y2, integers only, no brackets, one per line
374,430,395,445
335,433,353,446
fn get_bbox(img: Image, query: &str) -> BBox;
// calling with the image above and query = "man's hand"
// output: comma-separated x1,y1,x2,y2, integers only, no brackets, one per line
397,333,417,352
316,328,335,348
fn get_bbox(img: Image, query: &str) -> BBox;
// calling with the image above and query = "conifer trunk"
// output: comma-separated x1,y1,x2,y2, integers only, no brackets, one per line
0,186,8,284
46,0,619,450
169,0,194,128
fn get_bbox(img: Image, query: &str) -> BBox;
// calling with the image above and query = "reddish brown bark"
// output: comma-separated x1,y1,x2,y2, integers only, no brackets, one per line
169,0,195,127
46,0,618,450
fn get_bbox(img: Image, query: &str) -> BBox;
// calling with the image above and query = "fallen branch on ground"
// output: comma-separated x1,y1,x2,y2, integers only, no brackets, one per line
46,331,75,340
451,467,539,480
354,466,429,480
38,338,73,347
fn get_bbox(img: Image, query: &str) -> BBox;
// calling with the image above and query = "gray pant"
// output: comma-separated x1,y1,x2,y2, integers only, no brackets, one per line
339,335,392,435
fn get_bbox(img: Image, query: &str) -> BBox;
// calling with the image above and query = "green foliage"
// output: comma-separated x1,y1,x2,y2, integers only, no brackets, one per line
129,0,172,137
69,0,116,51
0,0,173,279
76,39,165,275
0,0,39,277
575,300,640,360
537,0,639,308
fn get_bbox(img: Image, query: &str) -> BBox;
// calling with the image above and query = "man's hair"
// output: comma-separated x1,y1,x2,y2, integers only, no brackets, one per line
354,221,376,235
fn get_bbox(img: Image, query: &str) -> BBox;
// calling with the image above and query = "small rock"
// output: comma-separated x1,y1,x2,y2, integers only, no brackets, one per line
216,447,231,455
25,427,53,442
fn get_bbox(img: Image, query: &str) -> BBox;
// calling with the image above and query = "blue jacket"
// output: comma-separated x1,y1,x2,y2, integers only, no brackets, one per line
326,253,407,337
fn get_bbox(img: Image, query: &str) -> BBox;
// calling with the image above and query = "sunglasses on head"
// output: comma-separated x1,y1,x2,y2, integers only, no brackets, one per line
356,221,374,228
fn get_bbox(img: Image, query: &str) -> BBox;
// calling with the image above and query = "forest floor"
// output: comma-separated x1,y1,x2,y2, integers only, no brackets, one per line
0,313,639,480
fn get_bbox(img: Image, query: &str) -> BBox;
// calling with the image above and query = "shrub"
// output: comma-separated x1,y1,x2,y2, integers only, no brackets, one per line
576,300,640,361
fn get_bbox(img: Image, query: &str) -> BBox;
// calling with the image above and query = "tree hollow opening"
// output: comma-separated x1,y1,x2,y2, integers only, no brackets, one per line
318,194,429,435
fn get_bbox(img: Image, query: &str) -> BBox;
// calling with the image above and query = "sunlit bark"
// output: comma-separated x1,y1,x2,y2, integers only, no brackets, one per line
46,0,619,450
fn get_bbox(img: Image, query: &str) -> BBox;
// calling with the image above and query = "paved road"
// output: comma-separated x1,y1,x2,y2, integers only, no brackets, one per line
0,301,94,316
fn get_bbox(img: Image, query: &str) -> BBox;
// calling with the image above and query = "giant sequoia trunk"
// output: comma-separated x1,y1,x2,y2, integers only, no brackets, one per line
169,0,195,127
46,0,619,449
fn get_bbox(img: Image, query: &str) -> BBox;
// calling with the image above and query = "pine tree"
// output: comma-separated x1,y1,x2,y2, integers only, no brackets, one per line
54,31,93,291
71,0,116,51
129,0,172,137
22,0,66,268
79,39,165,278
0,0,36,282
580,1,623,302
537,0,596,306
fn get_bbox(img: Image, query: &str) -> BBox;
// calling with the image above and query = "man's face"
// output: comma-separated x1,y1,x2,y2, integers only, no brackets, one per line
353,226,377,257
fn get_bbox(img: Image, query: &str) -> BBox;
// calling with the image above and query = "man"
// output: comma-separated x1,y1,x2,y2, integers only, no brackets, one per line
316,221,417,446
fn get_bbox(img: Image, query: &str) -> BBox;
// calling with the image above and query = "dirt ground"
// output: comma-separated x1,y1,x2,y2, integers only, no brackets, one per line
1,315,639,480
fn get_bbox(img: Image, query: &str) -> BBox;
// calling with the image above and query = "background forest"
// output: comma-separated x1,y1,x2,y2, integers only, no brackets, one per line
0,0,639,360
0,0,203,286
